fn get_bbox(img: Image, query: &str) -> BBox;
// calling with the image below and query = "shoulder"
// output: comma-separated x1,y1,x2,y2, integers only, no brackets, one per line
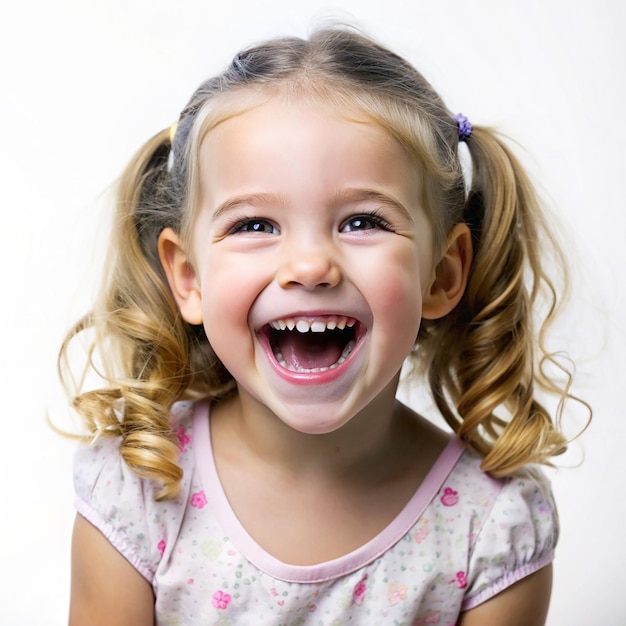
72,401,197,582
73,400,196,505
454,453,558,611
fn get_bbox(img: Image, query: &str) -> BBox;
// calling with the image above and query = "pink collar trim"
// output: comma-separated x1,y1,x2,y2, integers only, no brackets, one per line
192,400,466,583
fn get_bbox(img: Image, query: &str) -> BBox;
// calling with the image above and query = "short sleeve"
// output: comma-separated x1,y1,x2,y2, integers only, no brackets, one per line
73,401,195,583
461,467,558,610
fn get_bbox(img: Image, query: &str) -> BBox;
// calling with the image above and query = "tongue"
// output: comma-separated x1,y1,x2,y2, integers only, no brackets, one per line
277,331,344,370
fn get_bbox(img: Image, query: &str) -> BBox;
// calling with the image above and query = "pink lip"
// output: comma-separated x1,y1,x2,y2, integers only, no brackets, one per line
256,321,366,386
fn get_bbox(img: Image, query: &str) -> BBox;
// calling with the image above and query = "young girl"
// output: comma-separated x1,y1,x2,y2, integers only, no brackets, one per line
63,27,576,625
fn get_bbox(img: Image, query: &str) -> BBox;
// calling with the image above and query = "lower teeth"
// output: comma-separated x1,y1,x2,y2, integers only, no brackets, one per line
274,340,355,373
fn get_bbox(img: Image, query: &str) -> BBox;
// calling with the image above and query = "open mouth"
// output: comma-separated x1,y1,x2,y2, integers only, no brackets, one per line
265,316,359,373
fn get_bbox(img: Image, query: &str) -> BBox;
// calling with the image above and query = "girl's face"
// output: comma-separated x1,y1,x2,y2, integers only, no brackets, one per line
177,98,446,433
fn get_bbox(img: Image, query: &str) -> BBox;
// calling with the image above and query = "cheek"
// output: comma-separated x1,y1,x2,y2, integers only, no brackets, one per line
378,278,423,340
199,273,255,372
197,253,271,343
381,281,422,317
364,246,428,320
360,248,427,365
368,277,422,374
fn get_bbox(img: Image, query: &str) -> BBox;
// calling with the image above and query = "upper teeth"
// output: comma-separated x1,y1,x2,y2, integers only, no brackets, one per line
269,316,356,333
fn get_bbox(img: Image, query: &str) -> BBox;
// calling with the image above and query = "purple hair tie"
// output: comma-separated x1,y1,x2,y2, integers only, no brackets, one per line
455,113,472,141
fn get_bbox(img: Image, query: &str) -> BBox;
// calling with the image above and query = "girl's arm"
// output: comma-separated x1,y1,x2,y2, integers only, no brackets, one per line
457,565,553,626
69,514,155,626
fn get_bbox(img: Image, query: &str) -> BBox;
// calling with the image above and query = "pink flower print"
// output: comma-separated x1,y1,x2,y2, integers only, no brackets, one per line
157,539,166,557
212,590,232,610
176,425,191,452
414,518,430,543
388,582,408,605
440,487,459,506
191,490,207,509
352,573,368,605
449,571,467,589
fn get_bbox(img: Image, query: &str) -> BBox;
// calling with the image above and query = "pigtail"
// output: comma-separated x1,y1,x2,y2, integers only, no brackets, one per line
422,126,571,475
59,129,232,499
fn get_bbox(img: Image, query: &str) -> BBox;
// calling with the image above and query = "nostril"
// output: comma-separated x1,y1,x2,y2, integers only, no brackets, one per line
277,255,341,289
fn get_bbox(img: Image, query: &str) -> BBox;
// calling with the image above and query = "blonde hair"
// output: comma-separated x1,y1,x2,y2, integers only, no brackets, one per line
59,26,585,498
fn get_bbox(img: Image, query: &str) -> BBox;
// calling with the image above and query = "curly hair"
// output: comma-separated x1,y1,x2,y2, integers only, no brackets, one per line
59,26,584,498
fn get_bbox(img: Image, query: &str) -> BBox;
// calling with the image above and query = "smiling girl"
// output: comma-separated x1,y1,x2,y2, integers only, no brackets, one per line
63,27,580,625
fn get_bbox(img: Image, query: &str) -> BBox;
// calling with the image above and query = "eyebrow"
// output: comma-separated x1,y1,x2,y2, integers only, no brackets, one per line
211,188,414,222
331,188,414,222
211,192,286,220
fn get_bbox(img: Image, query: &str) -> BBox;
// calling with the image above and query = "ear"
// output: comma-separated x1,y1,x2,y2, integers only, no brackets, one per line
422,223,473,320
158,228,203,325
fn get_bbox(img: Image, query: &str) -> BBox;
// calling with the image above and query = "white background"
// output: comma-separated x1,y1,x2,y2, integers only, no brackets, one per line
0,0,624,623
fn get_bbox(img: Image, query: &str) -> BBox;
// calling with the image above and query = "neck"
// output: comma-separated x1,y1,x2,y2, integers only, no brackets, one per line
212,377,403,480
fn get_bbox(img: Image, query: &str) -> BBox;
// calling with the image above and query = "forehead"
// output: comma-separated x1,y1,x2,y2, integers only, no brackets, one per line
196,97,421,206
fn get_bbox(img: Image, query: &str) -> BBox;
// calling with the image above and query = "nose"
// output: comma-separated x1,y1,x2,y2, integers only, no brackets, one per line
276,243,341,290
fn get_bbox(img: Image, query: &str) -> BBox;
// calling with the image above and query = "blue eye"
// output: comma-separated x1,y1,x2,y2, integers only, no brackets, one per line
231,219,279,234
341,213,391,232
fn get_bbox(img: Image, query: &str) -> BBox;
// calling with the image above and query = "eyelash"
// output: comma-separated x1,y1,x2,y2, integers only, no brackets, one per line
228,217,278,235
341,211,392,232
226,210,393,235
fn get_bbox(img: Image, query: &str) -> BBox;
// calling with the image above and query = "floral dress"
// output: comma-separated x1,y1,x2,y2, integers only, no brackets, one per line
74,401,557,625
